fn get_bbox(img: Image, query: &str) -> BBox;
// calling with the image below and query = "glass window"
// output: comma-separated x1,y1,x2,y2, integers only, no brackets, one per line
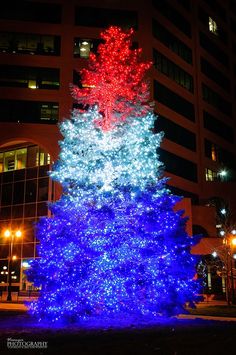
201,58,230,93
22,243,35,258
12,205,23,219
25,180,37,203
38,178,49,201
39,165,49,177
202,84,232,117
24,203,36,218
16,148,27,170
154,81,195,121
154,115,196,151
0,153,3,173
0,206,11,220
209,17,218,35
0,100,59,124
205,168,218,181
75,7,138,29
26,167,38,179
23,220,35,243
4,151,15,171
199,32,228,67
153,49,193,92
159,148,198,182
1,184,12,206
0,32,61,56
152,0,191,37
13,181,25,205
14,169,25,181
74,38,102,58
152,19,192,64
1,2,62,24
37,202,48,216
0,65,60,90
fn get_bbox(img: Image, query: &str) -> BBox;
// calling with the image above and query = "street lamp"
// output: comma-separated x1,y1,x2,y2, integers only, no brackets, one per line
4,229,22,301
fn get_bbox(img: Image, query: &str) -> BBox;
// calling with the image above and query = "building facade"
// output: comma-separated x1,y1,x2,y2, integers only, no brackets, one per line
0,0,236,293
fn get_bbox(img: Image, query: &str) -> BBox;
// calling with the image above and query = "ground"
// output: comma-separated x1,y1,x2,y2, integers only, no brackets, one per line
0,304,236,355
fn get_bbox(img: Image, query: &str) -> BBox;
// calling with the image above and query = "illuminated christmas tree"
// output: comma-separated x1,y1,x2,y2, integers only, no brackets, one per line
27,27,201,324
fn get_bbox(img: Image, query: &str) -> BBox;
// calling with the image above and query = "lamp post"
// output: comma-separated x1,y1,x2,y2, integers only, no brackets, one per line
4,229,22,301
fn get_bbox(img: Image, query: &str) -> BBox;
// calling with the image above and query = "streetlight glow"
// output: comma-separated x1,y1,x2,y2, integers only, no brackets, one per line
4,229,11,238
219,170,227,177
15,230,22,238
231,238,236,246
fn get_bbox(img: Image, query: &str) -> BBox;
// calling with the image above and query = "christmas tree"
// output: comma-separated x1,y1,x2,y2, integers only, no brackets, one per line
27,27,201,325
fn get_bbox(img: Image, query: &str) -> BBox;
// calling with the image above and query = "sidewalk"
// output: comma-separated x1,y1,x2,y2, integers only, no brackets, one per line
0,302,28,311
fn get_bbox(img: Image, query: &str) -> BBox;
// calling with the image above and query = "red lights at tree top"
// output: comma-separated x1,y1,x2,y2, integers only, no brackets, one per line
72,26,151,131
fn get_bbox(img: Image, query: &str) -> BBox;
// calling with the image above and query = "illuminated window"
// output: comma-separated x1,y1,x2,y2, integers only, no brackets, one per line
209,17,218,35
205,168,217,181
16,149,27,170
4,151,15,171
211,144,217,161
0,153,3,172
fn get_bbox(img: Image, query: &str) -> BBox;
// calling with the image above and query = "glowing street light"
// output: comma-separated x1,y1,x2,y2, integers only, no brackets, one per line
3,229,22,301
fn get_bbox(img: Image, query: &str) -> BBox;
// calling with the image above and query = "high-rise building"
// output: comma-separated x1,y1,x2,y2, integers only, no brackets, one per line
0,0,236,293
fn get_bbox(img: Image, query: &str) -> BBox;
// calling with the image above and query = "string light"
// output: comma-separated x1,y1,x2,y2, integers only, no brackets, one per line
27,26,201,325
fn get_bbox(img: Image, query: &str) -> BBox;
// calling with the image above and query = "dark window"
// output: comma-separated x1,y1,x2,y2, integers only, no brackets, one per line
203,111,234,143
0,65,60,90
0,32,60,56
23,220,35,242
12,205,23,219
230,0,236,16
176,0,191,11
0,100,59,124
38,178,49,202
202,84,232,117
13,181,25,205
14,169,25,182
2,171,13,183
23,243,35,258
154,81,195,121
39,165,49,178
152,19,192,64
25,180,37,203
1,183,12,206
75,7,138,29
153,49,193,92
37,202,48,216
201,58,230,92
154,115,196,151
159,148,198,182
230,18,236,35
152,0,191,37
167,185,199,204
199,32,228,67
1,2,61,23
24,203,36,218
202,0,226,21
0,206,11,220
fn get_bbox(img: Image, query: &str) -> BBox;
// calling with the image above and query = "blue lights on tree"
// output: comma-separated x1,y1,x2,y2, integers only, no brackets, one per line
27,27,201,325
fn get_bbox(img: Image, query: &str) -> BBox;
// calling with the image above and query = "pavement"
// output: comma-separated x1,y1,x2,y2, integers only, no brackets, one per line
0,299,236,322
